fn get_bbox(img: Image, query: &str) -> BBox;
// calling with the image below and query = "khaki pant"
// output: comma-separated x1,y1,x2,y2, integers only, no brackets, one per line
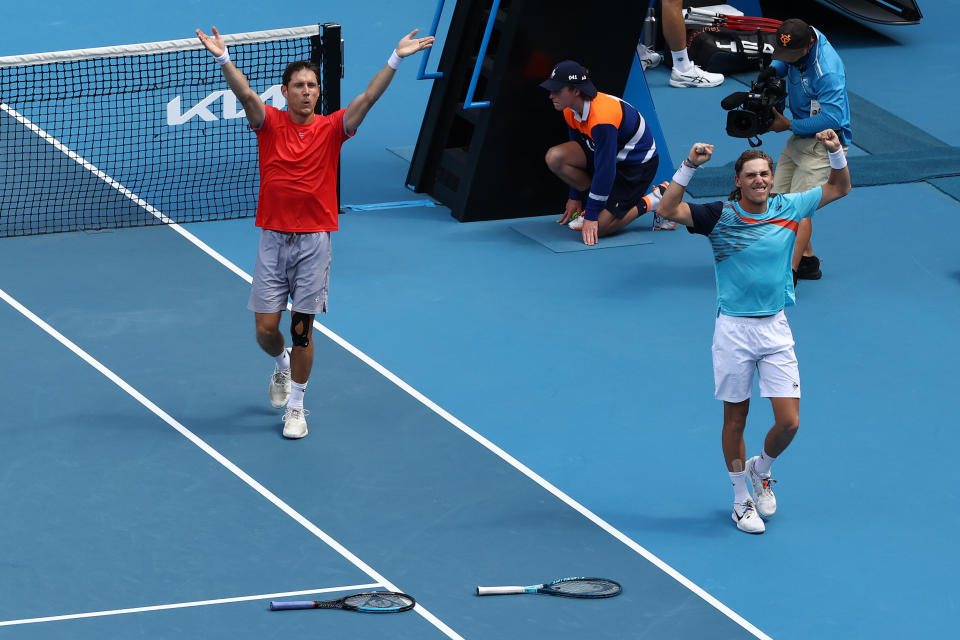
773,134,848,194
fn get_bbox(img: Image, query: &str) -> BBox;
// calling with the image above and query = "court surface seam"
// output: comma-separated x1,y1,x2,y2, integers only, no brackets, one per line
0,583,381,627
9,98,771,640
0,286,465,640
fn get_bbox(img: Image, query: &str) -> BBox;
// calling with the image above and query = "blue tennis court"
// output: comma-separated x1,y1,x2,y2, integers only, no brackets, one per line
1,1,957,639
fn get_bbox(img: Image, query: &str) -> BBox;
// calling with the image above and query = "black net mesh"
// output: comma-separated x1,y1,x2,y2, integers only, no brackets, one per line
0,25,339,237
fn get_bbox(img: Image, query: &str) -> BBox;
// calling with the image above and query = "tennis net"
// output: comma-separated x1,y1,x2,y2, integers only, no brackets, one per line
0,23,342,237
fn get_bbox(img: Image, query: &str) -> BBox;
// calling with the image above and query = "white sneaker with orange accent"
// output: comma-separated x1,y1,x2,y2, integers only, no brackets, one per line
732,499,765,534
746,456,777,517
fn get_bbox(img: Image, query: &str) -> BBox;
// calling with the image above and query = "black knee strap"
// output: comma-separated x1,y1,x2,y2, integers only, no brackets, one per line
290,312,313,347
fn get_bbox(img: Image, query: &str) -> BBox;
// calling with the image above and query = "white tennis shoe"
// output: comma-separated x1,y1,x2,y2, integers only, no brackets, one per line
567,211,584,230
746,456,777,517
637,44,663,71
269,348,292,408
669,64,724,88
732,499,765,534
282,407,309,439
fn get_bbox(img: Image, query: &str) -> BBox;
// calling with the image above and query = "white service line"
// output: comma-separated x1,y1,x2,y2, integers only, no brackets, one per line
0,584,380,627
0,287,464,640
8,96,771,640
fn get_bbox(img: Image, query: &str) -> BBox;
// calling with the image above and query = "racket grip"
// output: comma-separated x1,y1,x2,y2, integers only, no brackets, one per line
476,586,525,596
269,600,315,610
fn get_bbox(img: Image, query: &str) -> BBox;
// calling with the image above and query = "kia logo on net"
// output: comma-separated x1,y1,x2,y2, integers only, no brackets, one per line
166,85,286,126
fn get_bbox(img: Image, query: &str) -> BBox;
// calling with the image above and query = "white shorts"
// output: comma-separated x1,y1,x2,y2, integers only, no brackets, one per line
712,311,800,403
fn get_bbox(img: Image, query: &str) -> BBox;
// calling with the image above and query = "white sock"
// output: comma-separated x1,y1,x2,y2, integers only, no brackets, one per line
274,349,290,371
644,186,664,213
730,471,751,505
288,381,307,409
672,49,692,73
754,450,776,476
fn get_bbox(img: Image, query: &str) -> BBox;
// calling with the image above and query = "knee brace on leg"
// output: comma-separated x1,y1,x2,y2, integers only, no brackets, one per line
290,312,313,347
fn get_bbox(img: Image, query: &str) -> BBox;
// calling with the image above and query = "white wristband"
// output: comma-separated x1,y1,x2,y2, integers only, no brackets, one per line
214,48,230,66
828,147,847,170
672,163,697,187
387,50,402,70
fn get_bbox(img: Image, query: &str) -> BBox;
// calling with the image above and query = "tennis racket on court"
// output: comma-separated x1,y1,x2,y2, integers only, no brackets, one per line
476,577,621,598
269,591,415,612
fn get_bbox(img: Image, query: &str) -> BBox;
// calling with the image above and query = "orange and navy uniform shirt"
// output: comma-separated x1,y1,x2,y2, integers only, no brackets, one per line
563,92,656,220
253,104,354,232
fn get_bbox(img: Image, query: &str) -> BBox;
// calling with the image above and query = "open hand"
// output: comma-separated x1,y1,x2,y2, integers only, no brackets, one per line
582,219,598,246
557,198,582,224
195,26,226,57
396,29,435,58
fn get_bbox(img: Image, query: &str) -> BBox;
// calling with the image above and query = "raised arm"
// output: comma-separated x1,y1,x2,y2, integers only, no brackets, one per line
196,26,266,129
657,143,715,227
343,29,434,134
815,128,851,208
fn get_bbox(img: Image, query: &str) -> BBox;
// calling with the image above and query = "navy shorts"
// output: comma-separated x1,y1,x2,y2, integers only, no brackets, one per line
577,144,660,219
606,157,659,218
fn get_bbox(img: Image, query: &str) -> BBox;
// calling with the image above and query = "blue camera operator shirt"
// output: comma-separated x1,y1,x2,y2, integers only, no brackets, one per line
771,28,852,145
686,188,822,316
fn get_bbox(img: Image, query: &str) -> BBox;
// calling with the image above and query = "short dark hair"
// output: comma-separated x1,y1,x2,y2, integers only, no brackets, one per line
729,149,775,201
282,60,321,86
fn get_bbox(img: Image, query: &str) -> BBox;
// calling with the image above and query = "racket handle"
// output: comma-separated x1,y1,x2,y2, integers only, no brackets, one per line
269,600,315,610
476,586,525,596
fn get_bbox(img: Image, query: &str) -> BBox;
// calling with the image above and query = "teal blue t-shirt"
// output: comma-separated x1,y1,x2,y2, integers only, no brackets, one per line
687,188,821,316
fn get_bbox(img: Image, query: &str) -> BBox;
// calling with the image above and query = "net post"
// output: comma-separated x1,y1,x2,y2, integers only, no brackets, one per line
315,22,343,210
317,22,343,116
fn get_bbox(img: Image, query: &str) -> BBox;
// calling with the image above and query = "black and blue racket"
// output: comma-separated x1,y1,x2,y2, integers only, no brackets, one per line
269,591,415,612
476,577,621,598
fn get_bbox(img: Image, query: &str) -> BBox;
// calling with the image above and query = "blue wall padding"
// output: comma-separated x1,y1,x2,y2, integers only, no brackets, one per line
928,176,960,202
623,54,674,186
847,92,948,153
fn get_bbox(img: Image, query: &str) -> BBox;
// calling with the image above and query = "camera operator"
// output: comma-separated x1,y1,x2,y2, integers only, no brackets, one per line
763,19,851,284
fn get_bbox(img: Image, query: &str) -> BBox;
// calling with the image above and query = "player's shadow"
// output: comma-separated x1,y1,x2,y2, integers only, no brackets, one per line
185,405,280,435
606,509,734,539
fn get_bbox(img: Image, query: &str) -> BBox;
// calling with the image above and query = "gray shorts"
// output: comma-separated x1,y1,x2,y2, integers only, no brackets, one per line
247,230,331,314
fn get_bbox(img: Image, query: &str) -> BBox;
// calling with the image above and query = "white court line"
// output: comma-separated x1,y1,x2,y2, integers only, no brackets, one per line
0,287,463,640
4,100,772,640
0,584,379,627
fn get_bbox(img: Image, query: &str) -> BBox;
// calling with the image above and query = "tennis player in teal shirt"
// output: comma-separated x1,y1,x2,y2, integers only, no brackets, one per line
657,129,851,534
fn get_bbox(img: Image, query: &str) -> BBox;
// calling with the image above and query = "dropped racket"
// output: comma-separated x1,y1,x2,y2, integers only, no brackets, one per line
476,577,621,598
269,591,415,612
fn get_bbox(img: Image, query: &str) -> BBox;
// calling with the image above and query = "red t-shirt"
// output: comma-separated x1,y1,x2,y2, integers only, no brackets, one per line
253,105,353,232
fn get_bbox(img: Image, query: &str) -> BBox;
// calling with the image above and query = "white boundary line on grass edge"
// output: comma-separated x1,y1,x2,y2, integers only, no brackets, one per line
0,287,463,640
0,583,380,627
7,98,770,640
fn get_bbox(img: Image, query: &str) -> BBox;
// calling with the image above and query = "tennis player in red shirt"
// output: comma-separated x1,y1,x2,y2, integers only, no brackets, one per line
197,26,433,439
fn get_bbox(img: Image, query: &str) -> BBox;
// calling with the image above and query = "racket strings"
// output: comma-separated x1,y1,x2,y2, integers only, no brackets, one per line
551,579,621,597
344,592,415,611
